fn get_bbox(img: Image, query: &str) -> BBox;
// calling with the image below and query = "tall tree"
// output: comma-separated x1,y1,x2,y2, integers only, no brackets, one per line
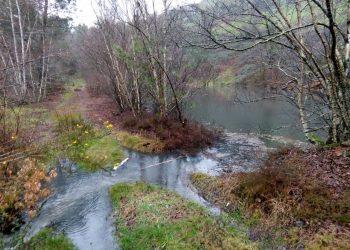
186,0,350,143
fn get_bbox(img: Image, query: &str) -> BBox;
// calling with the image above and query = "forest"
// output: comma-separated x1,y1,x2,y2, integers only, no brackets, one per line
0,0,349,249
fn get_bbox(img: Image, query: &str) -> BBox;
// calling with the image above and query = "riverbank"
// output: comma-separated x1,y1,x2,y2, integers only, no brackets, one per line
191,147,350,248
109,182,255,249
1,78,220,244
18,228,74,250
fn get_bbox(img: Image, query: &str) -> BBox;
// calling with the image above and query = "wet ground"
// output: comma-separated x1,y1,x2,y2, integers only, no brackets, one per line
25,133,269,250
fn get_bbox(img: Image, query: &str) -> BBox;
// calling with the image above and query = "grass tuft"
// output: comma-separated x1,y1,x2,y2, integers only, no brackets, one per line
116,131,164,153
191,148,350,248
53,113,124,171
19,228,74,250
109,182,255,250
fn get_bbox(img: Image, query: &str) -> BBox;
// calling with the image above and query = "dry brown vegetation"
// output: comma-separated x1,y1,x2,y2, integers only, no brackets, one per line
0,158,55,234
191,148,350,248
120,113,219,152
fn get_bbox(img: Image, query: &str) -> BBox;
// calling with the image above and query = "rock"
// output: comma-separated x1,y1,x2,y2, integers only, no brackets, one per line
295,220,304,228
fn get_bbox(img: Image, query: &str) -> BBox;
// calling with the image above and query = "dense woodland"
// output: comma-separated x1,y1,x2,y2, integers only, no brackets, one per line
0,0,350,249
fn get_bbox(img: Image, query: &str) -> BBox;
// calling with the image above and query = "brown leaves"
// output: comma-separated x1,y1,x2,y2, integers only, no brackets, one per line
0,158,55,232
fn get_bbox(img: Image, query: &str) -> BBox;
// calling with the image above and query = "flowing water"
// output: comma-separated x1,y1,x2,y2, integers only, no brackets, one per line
24,86,305,250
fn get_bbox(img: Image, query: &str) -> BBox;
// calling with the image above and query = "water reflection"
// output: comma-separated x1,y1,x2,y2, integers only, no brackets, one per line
188,86,305,140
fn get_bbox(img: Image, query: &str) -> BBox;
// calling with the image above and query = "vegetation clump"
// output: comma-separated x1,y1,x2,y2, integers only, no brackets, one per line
19,228,74,250
54,113,124,171
116,131,164,153
121,114,218,152
191,148,350,248
0,159,55,234
109,182,255,250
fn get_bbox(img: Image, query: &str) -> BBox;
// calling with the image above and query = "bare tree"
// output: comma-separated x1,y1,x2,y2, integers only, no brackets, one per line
0,0,74,103
78,0,204,123
184,0,350,144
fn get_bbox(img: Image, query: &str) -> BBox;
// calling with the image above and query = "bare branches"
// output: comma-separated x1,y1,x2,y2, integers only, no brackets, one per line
185,0,350,143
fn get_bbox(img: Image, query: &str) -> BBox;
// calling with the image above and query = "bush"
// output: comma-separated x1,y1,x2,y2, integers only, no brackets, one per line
0,159,55,234
121,113,219,152
191,148,350,248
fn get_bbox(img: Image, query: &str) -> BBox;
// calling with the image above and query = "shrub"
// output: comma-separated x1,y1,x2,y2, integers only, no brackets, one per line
0,159,55,234
121,113,219,152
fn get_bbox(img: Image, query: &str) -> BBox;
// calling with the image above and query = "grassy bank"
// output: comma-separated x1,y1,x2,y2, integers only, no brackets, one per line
116,131,164,153
191,148,350,249
52,113,124,171
109,182,255,249
19,228,74,250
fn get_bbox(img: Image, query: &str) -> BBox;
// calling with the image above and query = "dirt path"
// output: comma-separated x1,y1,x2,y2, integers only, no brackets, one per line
58,84,120,129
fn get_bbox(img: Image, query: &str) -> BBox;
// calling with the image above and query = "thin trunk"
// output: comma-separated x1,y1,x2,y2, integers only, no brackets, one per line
38,0,48,102
15,0,26,96
9,0,22,95
296,0,313,142
345,0,350,76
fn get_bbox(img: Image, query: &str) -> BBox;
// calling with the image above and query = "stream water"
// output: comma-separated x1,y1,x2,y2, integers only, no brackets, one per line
24,86,304,250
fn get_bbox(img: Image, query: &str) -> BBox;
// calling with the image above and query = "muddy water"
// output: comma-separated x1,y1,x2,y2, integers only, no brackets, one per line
25,133,268,250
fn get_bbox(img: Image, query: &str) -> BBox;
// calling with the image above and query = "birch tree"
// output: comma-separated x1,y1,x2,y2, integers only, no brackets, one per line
186,0,350,144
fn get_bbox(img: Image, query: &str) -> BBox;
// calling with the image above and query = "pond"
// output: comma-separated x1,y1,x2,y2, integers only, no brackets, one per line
188,85,305,141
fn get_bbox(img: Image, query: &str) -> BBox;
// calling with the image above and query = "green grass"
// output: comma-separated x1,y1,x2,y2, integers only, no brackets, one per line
109,182,256,250
19,228,74,250
116,131,164,153
54,113,124,171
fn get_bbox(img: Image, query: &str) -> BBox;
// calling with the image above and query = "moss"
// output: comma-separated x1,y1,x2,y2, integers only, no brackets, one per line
109,182,256,250
19,228,74,250
116,131,164,153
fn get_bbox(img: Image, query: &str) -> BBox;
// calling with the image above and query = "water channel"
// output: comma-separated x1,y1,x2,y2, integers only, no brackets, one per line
25,86,304,249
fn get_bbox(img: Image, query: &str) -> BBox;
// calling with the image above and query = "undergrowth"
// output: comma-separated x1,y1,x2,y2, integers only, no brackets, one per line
121,114,219,152
116,131,164,153
19,228,74,250
53,113,124,171
109,182,256,250
191,148,350,248
0,159,55,234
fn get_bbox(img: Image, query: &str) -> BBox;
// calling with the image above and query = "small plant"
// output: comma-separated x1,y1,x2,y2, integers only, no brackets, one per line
54,113,124,171
19,228,74,250
0,158,55,234
54,112,91,133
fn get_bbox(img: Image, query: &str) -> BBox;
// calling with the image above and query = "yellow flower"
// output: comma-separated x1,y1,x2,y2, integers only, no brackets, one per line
84,130,89,134
72,140,77,144
106,124,113,129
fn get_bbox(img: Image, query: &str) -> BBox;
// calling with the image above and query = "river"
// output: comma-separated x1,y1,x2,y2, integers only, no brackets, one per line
23,86,304,250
